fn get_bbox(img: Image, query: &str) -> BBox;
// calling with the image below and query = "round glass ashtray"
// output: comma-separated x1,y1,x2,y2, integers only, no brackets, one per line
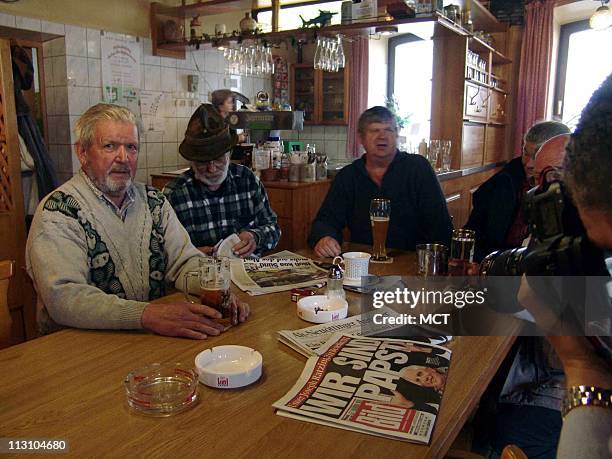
124,363,199,416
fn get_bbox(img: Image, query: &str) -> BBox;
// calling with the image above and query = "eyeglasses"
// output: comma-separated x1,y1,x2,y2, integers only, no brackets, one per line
195,154,229,168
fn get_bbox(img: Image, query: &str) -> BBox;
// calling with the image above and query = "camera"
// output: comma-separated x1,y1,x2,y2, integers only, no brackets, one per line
479,181,607,277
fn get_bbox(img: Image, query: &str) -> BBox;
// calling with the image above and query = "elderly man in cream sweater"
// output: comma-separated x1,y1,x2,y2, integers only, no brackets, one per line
26,103,249,338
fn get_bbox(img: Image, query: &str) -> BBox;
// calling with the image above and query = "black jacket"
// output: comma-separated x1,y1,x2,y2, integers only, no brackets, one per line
465,157,526,261
308,151,453,250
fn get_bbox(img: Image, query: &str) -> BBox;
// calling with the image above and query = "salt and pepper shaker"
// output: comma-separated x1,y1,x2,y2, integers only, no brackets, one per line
326,256,345,300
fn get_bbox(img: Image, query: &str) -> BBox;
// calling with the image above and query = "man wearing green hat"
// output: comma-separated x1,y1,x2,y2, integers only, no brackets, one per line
164,103,280,257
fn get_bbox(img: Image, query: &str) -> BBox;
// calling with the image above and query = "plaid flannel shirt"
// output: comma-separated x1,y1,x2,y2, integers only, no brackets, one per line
163,164,280,254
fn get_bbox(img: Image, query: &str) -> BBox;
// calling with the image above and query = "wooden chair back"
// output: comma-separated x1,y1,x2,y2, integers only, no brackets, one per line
0,260,15,348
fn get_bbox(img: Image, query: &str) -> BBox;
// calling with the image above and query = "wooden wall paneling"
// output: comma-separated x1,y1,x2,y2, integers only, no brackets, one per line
484,124,505,164
431,23,467,171
461,123,485,167
504,25,523,160
445,192,464,228
0,39,29,344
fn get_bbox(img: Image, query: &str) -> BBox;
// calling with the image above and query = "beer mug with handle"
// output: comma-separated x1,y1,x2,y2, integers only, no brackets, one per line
184,257,232,318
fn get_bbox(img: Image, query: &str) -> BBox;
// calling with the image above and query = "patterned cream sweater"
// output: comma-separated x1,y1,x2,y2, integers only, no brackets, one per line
26,171,204,334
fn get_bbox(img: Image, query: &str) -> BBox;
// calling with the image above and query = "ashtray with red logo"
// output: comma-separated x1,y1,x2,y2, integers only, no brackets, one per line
194,345,263,389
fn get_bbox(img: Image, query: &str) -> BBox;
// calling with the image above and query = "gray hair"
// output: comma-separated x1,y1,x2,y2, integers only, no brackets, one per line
524,120,570,150
210,89,234,109
564,73,612,211
74,103,139,151
358,106,397,134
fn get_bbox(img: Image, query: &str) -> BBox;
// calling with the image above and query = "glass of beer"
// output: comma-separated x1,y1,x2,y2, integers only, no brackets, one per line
370,198,391,262
448,229,476,275
184,257,231,318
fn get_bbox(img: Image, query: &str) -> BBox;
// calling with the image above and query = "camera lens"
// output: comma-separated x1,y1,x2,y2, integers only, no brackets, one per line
479,247,527,276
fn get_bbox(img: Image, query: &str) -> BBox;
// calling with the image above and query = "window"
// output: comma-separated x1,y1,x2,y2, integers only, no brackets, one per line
255,1,343,32
553,20,612,130
387,34,433,149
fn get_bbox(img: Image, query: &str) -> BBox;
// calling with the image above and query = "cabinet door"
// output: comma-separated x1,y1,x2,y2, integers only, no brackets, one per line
291,66,317,124
462,123,485,168
321,68,348,125
464,82,488,122
485,125,506,164
488,90,507,124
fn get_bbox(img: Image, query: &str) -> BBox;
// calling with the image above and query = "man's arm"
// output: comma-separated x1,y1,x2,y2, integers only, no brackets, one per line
26,218,148,330
308,172,351,248
413,156,453,246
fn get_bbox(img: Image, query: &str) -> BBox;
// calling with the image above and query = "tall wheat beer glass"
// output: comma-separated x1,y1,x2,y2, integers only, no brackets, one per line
370,198,391,261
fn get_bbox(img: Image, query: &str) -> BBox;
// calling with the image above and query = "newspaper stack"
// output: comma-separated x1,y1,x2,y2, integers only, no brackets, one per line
273,333,452,444
278,308,406,357
231,250,328,296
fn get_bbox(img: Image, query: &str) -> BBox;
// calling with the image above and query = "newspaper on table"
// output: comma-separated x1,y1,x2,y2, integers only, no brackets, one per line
273,333,452,444
231,250,327,296
278,307,451,357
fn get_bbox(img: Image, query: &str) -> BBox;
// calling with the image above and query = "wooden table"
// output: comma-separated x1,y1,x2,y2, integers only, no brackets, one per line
0,247,515,458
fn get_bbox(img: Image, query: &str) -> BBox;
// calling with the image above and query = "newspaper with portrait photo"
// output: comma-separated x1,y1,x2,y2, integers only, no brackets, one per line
273,333,452,443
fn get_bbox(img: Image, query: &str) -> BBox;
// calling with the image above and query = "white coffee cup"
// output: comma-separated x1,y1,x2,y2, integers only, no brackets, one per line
334,252,371,282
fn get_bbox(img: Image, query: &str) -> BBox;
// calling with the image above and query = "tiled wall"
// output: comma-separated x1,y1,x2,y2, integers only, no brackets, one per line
281,126,349,161
0,12,273,186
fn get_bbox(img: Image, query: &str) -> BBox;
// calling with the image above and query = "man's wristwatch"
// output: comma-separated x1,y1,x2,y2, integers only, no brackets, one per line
561,385,612,418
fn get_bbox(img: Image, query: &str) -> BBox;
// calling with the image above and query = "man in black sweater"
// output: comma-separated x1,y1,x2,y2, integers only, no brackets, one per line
308,106,452,257
465,120,570,261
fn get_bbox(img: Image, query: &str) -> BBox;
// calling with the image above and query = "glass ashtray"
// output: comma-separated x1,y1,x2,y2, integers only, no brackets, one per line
124,363,199,416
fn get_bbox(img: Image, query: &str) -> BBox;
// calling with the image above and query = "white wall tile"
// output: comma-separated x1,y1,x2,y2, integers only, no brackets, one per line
146,142,163,168
145,130,163,143
0,13,15,28
43,57,54,87
162,118,177,142
160,57,176,68
136,143,146,168
55,86,69,115
162,143,178,167
89,87,102,106
86,28,101,58
41,21,64,35
45,87,55,116
66,56,88,86
65,25,87,56
52,56,67,86
161,67,177,93
177,117,188,139
87,58,101,87
16,16,41,32
49,37,65,58
68,86,91,115
47,117,58,144
56,115,71,144
192,50,206,71
144,65,161,91
135,167,148,185
142,38,160,66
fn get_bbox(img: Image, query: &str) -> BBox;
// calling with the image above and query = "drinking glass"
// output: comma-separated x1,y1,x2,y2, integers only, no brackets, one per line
428,139,441,171
448,229,476,275
336,35,345,69
313,37,322,70
441,140,452,172
184,257,232,318
416,244,449,277
370,198,391,262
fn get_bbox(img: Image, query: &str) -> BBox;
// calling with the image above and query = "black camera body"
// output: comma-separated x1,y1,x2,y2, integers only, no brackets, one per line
480,182,607,277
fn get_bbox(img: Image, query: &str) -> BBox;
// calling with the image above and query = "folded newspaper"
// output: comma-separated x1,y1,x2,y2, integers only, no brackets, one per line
231,250,327,295
273,333,452,444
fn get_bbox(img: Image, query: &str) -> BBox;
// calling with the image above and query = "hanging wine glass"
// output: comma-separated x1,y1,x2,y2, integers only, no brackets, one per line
336,35,345,70
266,46,275,75
313,37,322,70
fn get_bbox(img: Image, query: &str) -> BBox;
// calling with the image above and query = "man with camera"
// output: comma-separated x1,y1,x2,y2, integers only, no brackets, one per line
511,75,611,458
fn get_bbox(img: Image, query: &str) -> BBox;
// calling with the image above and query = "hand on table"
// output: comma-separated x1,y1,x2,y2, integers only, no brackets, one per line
141,302,225,339
232,231,257,258
226,292,250,326
314,236,341,258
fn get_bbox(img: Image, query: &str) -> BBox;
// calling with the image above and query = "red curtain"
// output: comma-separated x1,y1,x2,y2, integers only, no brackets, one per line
346,36,369,158
513,0,556,156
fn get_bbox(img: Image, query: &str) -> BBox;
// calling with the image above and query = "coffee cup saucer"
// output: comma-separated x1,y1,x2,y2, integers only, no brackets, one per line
343,277,363,287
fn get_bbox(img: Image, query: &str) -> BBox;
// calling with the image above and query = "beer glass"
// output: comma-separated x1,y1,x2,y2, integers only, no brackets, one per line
184,257,231,318
448,229,476,275
370,198,391,262
416,243,448,277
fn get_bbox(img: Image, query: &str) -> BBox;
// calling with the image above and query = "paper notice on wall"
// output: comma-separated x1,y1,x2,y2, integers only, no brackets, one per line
101,33,141,114
140,90,168,131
